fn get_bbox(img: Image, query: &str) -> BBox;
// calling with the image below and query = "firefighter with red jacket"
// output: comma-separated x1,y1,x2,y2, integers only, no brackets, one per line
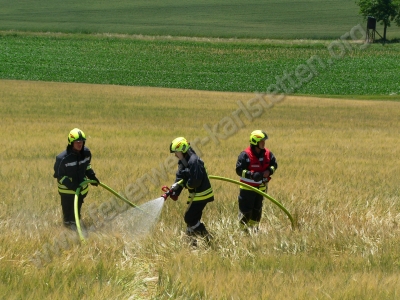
168,137,214,245
53,128,100,229
235,130,278,232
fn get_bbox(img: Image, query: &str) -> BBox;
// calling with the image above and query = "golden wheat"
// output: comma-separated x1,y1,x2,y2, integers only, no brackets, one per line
0,80,399,299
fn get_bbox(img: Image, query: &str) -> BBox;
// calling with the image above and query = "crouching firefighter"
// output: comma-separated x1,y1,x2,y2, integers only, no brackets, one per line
53,128,100,229
235,130,278,233
167,137,214,245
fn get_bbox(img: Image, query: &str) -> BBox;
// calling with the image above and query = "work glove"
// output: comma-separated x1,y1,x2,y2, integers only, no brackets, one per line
263,176,272,183
89,175,100,186
262,170,271,182
170,191,179,201
251,172,263,182
171,183,183,195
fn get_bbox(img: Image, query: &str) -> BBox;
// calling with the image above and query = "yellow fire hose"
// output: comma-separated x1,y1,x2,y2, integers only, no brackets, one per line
74,180,144,242
208,175,295,230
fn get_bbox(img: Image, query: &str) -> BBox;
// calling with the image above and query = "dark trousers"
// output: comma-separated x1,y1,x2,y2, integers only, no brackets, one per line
238,189,263,225
184,201,208,227
60,193,86,224
184,201,210,235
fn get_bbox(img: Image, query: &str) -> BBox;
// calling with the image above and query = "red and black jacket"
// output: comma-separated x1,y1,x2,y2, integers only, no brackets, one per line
236,146,278,190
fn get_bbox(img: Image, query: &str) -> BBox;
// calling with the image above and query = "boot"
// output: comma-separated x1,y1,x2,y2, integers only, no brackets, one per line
193,223,212,246
185,227,198,248
64,221,77,231
247,219,260,235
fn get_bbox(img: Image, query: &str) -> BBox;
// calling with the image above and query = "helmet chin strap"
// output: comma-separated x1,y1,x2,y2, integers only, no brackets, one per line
180,156,189,168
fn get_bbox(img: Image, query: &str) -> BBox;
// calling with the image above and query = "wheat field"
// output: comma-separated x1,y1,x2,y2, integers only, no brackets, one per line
1,79,399,299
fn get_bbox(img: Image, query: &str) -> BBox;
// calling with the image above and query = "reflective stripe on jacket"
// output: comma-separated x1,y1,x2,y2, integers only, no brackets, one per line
57,176,89,195
187,181,214,202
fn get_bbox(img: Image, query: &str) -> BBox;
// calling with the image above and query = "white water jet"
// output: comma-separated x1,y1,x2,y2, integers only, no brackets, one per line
110,197,165,240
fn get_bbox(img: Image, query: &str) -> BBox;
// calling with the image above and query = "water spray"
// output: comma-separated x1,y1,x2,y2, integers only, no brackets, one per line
74,179,151,242
109,197,165,240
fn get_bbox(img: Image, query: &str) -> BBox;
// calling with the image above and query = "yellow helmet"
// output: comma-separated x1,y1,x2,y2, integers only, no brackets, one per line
249,130,268,145
68,128,86,145
170,137,190,153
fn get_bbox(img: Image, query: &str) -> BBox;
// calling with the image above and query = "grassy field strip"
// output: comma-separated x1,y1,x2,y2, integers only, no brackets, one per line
1,79,399,299
1,32,400,97
0,0,381,40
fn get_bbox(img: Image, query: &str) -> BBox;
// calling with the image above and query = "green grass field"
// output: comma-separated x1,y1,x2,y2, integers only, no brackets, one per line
1,80,399,299
2,0,400,39
1,32,399,97
0,0,381,39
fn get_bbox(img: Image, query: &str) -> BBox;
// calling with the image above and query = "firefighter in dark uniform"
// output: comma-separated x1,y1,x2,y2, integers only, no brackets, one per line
236,130,278,233
53,128,100,229
168,137,214,245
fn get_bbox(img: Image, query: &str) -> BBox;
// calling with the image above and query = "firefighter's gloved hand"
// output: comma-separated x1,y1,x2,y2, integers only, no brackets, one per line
89,176,100,186
170,192,179,201
252,172,263,182
171,184,183,197
263,176,272,183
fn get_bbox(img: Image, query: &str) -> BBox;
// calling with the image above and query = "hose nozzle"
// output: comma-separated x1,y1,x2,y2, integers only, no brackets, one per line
161,185,171,201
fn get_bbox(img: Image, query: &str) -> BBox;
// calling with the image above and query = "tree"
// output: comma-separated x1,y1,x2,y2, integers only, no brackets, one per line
356,0,400,41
